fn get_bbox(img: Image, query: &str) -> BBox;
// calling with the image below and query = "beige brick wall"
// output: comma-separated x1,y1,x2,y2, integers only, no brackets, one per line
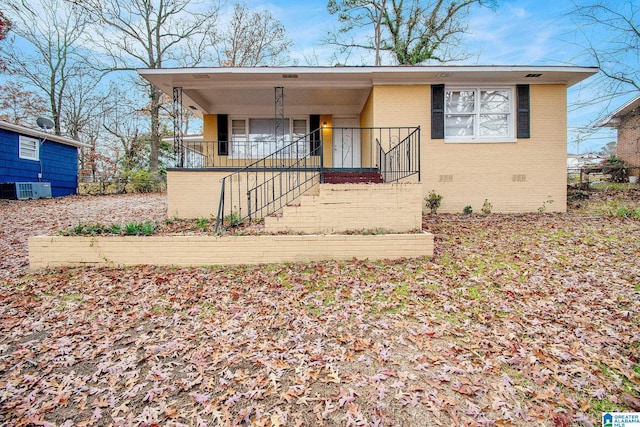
370,84,568,213
174,83,570,216
167,171,227,218
264,183,422,233
29,233,434,269
168,170,322,219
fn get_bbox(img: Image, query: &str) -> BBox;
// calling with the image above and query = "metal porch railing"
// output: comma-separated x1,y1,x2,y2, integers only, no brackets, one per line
376,127,421,182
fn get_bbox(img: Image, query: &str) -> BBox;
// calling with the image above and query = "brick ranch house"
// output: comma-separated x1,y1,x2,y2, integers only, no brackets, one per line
601,94,640,178
138,65,597,233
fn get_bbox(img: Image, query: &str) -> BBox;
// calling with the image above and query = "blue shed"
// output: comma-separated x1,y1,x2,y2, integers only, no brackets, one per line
0,120,88,198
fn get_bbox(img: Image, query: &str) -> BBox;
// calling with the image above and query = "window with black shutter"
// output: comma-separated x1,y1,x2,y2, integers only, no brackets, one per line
431,84,445,139
516,85,530,139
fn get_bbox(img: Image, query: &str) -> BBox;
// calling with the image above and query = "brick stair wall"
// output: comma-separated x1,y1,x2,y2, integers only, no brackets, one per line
264,183,422,234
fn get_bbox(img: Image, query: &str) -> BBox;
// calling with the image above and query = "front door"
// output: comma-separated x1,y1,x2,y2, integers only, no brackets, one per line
333,117,361,168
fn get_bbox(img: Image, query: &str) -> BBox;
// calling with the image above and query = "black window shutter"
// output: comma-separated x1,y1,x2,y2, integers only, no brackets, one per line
431,84,445,139
516,85,530,139
217,114,229,155
310,114,320,155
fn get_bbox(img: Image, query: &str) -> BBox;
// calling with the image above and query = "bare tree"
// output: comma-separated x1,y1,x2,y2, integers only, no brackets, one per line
0,0,92,134
327,0,387,65
100,86,150,187
327,0,496,65
216,2,293,67
60,74,111,178
62,74,108,141
0,11,9,39
0,10,10,70
571,0,639,114
574,1,638,92
0,82,48,126
73,0,221,177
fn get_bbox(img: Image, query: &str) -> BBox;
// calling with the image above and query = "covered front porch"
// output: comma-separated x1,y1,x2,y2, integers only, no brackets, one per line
167,125,421,231
141,68,422,229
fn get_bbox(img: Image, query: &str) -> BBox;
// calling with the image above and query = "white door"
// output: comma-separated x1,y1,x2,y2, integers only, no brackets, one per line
333,117,361,168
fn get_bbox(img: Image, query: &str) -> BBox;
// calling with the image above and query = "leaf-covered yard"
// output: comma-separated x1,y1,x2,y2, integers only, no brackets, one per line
0,192,639,426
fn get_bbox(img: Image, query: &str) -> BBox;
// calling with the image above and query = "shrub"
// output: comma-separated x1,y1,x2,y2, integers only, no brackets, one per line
568,190,589,201
601,156,629,183
425,190,443,214
224,212,243,228
481,199,492,215
463,205,473,215
130,170,155,193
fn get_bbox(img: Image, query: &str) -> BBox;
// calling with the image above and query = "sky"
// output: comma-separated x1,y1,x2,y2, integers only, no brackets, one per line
253,0,635,154
3,0,635,153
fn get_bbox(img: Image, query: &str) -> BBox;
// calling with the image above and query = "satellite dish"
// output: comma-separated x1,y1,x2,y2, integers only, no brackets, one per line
36,117,54,130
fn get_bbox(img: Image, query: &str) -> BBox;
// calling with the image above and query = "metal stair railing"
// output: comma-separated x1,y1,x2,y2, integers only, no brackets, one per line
215,129,322,232
376,126,421,183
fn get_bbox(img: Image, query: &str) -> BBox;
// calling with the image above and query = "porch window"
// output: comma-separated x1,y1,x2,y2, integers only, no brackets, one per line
19,135,39,161
445,88,514,142
230,117,309,158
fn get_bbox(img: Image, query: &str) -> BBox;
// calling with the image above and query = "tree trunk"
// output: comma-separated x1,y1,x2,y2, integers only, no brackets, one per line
149,85,161,176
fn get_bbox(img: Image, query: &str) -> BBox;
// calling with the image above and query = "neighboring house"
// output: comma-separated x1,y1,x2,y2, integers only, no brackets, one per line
0,121,88,198
567,152,605,171
601,95,640,176
139,65,597,230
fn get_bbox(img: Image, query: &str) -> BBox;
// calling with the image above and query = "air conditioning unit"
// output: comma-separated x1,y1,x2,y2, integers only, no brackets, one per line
0,182,52,200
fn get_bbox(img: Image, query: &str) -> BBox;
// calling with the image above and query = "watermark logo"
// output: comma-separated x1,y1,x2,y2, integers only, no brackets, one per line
603,412,640,427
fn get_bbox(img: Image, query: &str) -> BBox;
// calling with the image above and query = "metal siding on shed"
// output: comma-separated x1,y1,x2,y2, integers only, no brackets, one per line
0,128,39,182
41,141,78,197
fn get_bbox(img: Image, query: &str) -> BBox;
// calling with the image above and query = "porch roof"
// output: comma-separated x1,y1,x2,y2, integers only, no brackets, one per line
138,65,598,117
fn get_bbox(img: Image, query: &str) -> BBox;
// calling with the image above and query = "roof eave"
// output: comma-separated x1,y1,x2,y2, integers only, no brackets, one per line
137,65,599,88
0,121,90,148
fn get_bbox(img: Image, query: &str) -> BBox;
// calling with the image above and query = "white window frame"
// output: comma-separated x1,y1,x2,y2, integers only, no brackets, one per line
229,116,309,158
444,87,516,143
19,135,40,161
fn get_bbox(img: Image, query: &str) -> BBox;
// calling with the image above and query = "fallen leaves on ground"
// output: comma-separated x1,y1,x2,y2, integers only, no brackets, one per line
0,192,638,426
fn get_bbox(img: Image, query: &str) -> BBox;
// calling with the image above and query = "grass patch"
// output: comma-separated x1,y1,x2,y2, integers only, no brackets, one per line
597,362,640,397
609,205,640,220
590,182,637,191
467,286,482,300
395,283,410,297
591,398,619,413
